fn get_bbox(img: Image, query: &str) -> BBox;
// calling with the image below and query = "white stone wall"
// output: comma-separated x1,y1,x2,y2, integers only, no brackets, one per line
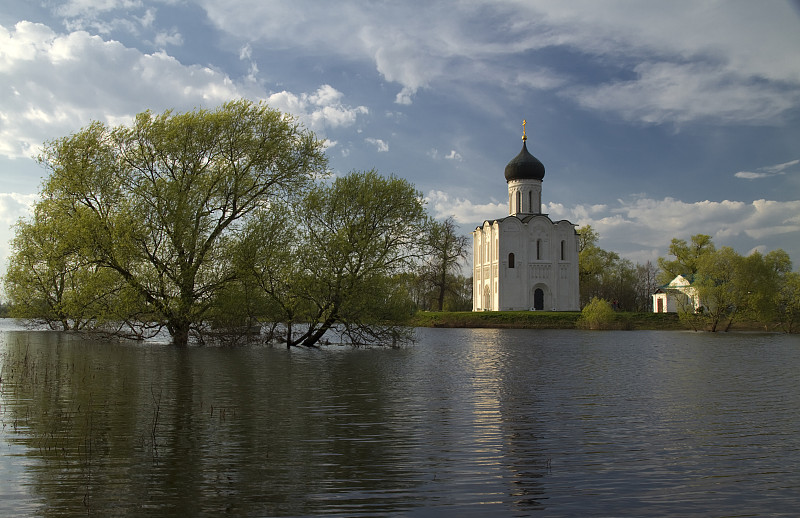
472,221,501,311
475,214,579,312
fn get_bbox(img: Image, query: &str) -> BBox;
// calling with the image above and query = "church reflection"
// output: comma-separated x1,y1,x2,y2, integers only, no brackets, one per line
462,328,550,512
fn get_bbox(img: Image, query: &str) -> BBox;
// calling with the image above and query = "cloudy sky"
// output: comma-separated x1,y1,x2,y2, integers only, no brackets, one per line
1,0,799,280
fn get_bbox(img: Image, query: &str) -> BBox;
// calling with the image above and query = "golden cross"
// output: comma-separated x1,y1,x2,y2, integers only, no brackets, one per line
522,119,527,141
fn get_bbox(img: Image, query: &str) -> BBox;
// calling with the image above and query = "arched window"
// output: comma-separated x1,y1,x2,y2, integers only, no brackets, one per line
536,239,541,260
560,240,566,261
515,191,522,213
508,252,515,268
528,191,532,213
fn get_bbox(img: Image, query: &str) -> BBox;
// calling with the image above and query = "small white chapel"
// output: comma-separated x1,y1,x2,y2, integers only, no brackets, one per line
473,121,580,311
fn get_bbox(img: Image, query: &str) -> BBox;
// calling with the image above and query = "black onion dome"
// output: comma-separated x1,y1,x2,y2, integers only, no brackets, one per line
504,141,545,181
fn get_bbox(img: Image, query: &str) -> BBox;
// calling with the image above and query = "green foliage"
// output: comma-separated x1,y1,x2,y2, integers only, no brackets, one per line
689,246,742,332
657,234,715,285
577,225,641,310
228,169,428,347
776,272,800,333
658,235,797,332
293,170,427,346
3,199,133,332
5,100,327,345
5,104,437,347
577,297,616,330
416,216,470,311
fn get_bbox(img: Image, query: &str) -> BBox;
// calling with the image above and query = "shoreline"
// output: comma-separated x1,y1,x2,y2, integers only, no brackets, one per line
410,311,780,332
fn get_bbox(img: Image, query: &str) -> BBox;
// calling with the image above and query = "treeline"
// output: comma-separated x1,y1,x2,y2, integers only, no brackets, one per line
403,216,472,312
2,101,469,347
657,234,799,333
579,227,800,332
577,225,660,312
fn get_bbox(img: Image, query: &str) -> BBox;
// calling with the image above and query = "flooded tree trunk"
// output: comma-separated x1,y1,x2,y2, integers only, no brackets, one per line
302,316,336,347
172,319,191,347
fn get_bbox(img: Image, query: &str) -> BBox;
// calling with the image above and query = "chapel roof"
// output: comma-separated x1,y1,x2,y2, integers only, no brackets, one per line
504,121,545,182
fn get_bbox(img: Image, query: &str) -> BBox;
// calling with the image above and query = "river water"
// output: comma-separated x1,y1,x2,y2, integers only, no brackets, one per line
1,322,799,517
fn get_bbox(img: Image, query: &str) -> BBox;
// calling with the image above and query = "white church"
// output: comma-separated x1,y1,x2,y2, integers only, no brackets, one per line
473,122,580,312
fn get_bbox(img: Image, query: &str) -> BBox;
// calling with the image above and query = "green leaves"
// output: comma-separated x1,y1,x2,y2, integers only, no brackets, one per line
657,234,715,285
659,235,797,332
6,100,327,345
226,170,427,347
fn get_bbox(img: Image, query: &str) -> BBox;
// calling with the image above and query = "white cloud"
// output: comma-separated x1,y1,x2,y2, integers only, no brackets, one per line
0,21,254,159
735,171,774,180
57,0,156,37
365,138,389,152
55,0,144,18
0,192,37,225
196,0,800,121
764,160,800,174
395,86,416,106
733,160,800,180
267,85,368,131
0,22,365,162
429,149,463,161
568,62,800,126
239,43,252,61
736,159,799,179
425,190,505,227
153,28,183,48
0,192,38,277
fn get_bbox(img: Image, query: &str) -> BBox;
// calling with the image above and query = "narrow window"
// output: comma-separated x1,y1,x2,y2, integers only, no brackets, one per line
560,240,565,261
508,253,515,268
528,191,532,213
516,191,521,213
536,239,541,260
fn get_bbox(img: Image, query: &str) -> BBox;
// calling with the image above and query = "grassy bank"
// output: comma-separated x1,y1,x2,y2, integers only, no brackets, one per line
411,310,686,330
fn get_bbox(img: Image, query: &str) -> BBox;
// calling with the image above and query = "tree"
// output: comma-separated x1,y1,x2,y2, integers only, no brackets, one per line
577,297,615,329
657,235,799,332
229,201,315,345
657,234,715,284
634,261,660,312
422,216,469,311
578,225,613,306
239,170,428,347
689,246,744,332
578,224,599,254
14,100,327,346
739,249,794,329
296,170,427,346
776,271,800,333
5,201,102,330
577,225,636,309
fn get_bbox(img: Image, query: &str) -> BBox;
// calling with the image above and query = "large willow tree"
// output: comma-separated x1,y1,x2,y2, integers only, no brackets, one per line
5,100,327,346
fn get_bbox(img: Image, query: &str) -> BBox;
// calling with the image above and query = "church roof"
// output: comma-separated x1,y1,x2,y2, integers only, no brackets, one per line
504,140,545,182
475,213,578,230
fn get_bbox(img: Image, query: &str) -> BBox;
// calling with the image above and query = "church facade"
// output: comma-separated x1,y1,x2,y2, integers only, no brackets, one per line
472,124,580,311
